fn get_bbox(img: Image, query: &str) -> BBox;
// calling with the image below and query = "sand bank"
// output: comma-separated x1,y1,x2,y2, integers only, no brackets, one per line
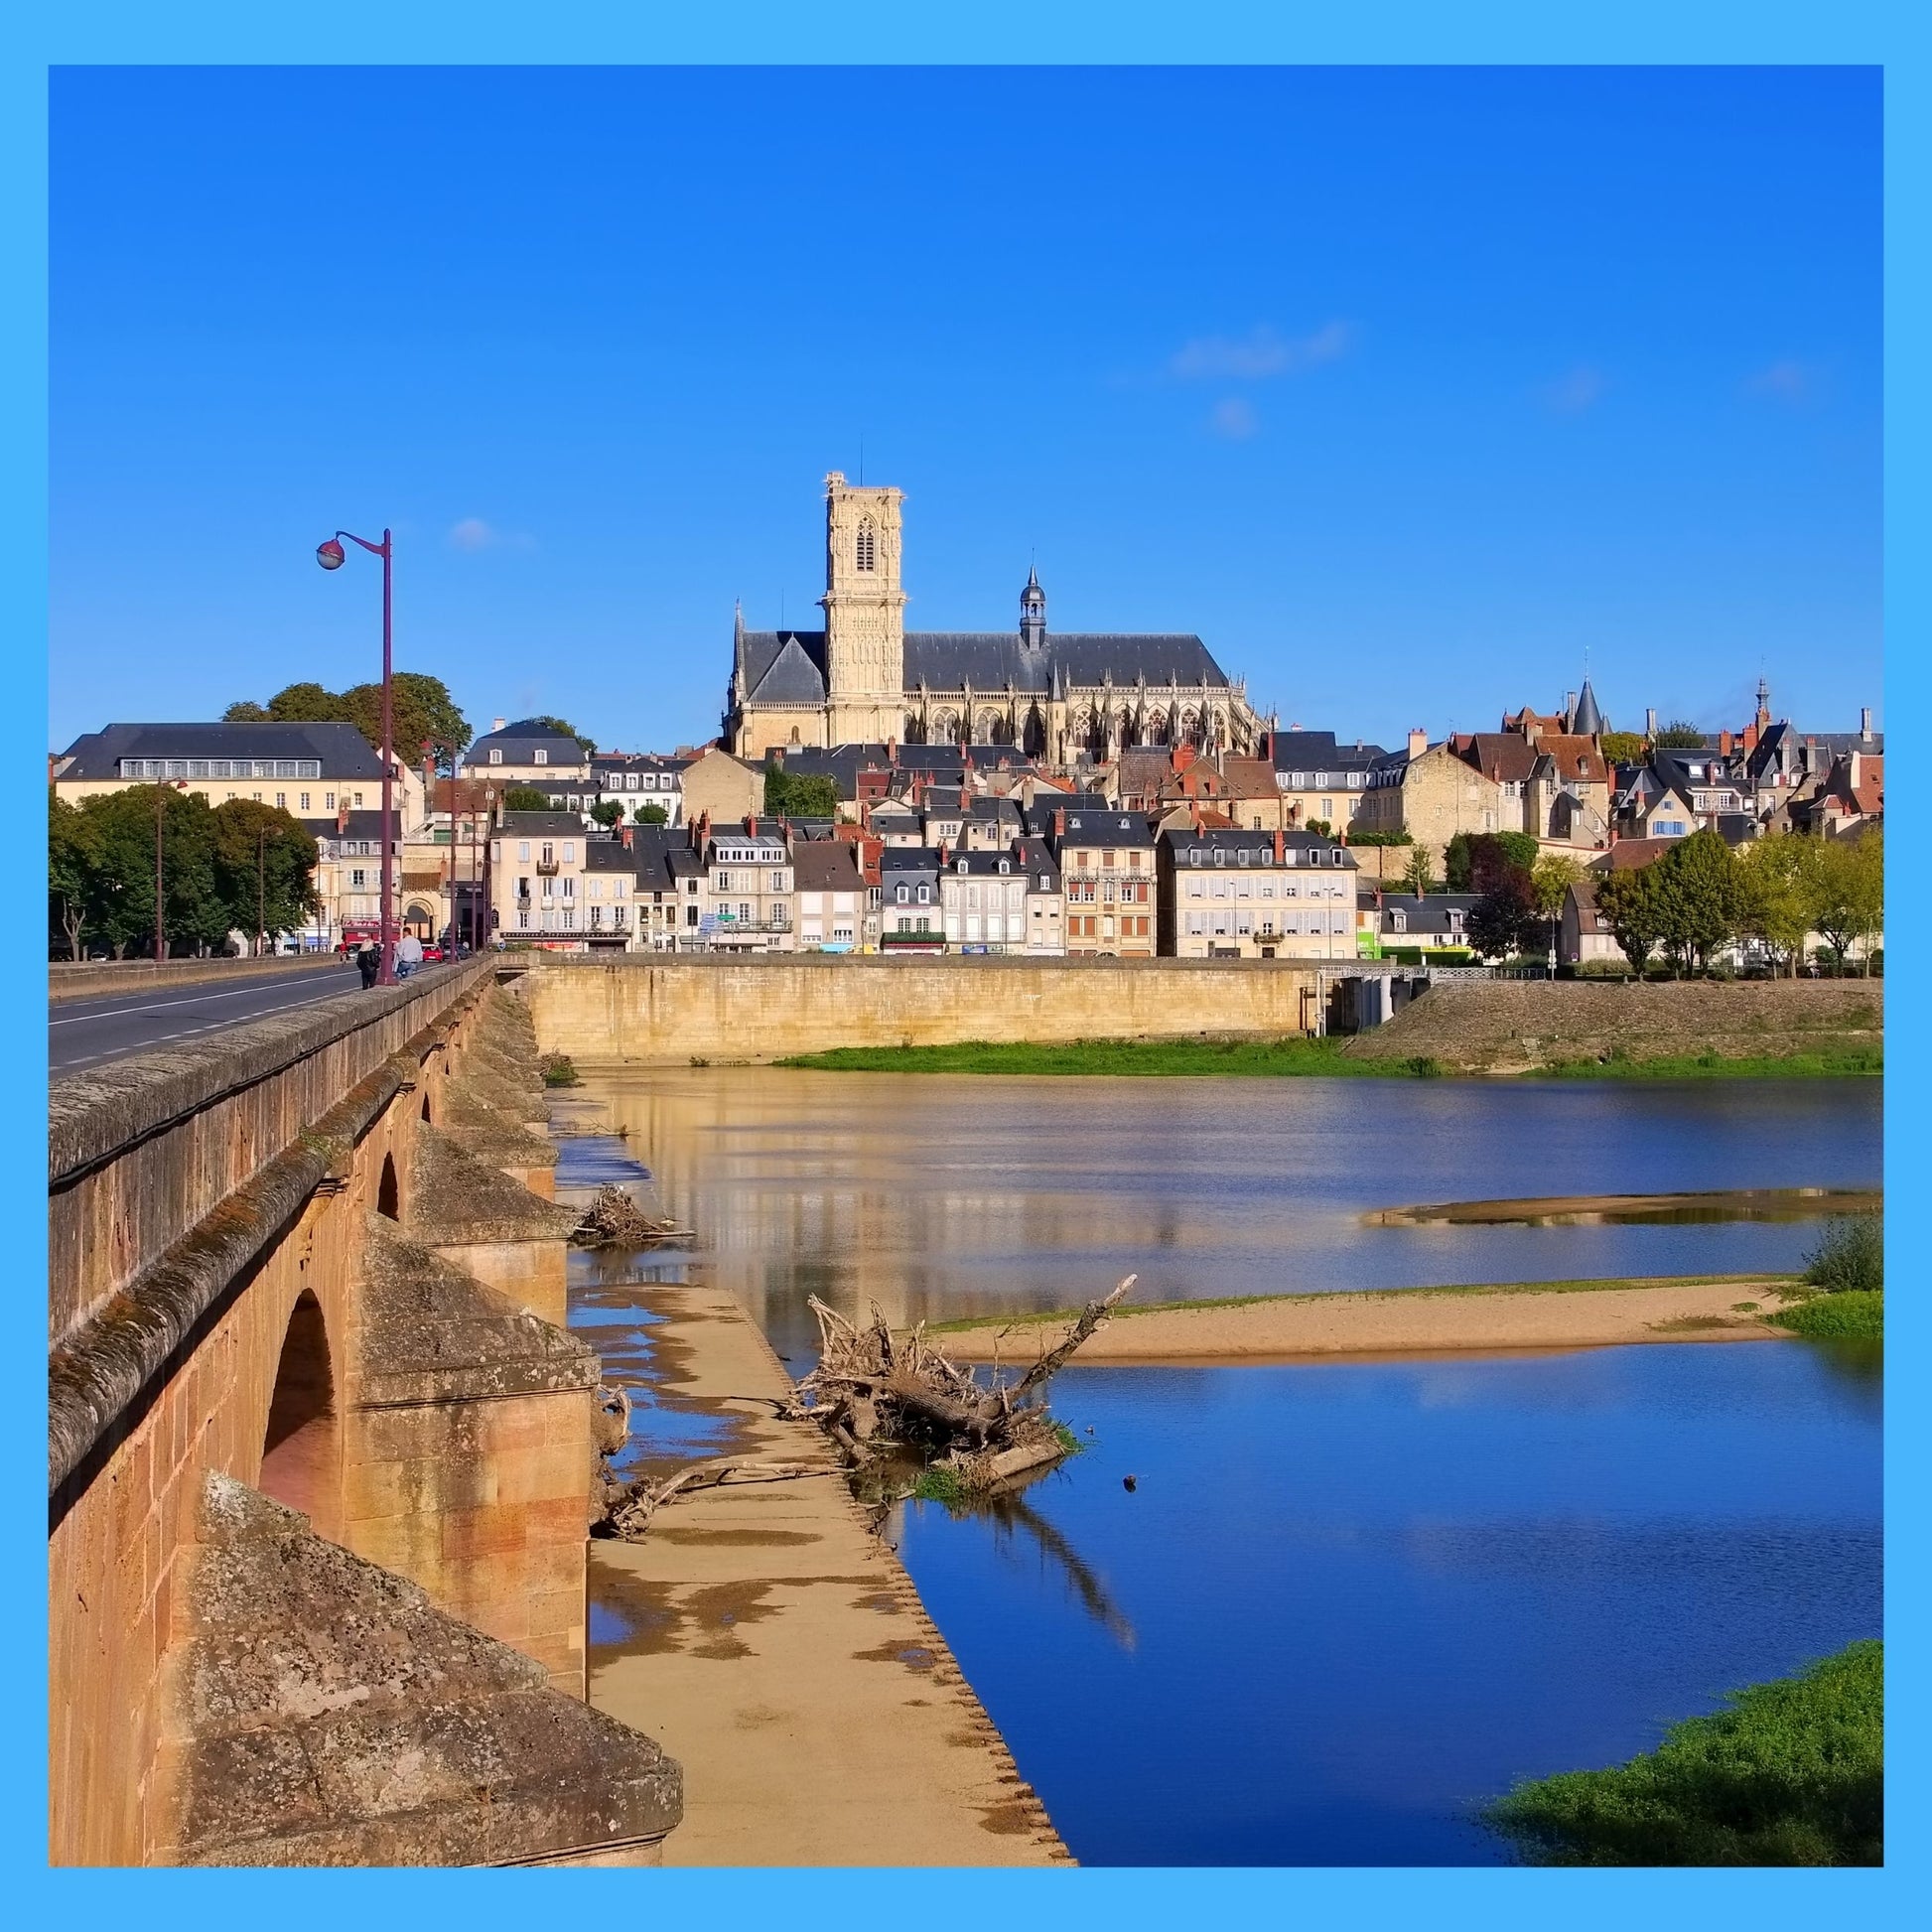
587,1276,1069,1866
934,1277,1799,1365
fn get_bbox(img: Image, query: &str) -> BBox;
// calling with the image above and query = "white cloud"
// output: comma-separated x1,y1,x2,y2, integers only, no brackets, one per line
1173,321,1352,382
1542,365,1605,415
1748,358,1812,402
1209,397,1259,440
448,516,534,553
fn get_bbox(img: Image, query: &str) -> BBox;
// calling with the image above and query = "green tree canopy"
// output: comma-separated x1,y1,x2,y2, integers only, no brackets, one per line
763,765,842,818
524,714,597,756
1445,830,1540,894
1398,846,1436,897
1737,833,1817,976
1593,864,1667,976
1654,721,1708,749
634,802,669,826
1652,827,1746,974
1467,873,1541,960
209,799,321,943
590,798,626,830
1598,731,1646,764
501,785,554,812
223,674,470,764
1807,827,1883,975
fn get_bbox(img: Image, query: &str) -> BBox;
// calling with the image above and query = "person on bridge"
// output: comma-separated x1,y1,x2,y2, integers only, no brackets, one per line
355,940,380,990
395,931,425,979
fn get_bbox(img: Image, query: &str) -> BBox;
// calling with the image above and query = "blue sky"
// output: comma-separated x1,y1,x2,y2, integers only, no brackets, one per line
50,66,1880,757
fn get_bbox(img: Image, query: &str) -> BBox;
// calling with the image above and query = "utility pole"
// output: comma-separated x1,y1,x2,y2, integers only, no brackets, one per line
257,822,267,956
154,781,166,962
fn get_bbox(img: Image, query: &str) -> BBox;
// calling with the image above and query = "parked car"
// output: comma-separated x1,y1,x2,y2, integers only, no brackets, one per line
422,943,445,963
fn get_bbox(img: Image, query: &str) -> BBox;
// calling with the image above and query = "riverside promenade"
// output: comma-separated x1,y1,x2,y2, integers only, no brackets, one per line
587,1275,1071,1866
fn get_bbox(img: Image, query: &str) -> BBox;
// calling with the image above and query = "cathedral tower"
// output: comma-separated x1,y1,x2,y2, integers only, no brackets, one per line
820,472,906,733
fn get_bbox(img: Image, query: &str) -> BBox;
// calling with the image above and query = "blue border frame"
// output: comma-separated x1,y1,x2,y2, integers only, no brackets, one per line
8,4,1922,1922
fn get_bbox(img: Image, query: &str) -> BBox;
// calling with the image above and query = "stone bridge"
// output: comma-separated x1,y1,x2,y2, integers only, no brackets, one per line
47,961,682,1865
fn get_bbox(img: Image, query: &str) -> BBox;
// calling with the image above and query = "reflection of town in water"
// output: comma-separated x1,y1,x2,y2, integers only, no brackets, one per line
579,1065,1882,1361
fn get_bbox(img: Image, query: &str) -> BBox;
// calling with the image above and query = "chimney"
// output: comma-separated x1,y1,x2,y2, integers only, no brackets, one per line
1646,706,1658,738
1407,728,1428,759
1565,690,1578,721
1052,808,1065,840
1273,827,1285,864
1862,706,1873,740
1719,730,1732,756
337,801,350,835
747,815,758,837
492,718,505,734
621,825,633,849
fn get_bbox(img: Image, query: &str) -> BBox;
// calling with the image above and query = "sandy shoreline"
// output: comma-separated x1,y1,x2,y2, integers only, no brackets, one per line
934,1277,1799,1365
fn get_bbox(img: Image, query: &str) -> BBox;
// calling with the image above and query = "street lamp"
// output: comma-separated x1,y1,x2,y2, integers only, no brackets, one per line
317,527,396,985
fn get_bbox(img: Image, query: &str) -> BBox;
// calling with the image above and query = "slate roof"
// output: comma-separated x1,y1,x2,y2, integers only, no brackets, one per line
467,720,590,765
790,841,866,893
1382,893,1476,936
1053,808,1155,849
57,720,388,779
497,811,591,838
1267,732,1388,776
738,628,1232,701
1160,827,1358,868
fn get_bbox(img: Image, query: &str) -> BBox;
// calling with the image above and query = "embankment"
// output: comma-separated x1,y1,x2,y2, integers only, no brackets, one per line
1342,980,1881,1075
587,1273,1070,1866
934,1276,1800,1363
521,955,1322,1063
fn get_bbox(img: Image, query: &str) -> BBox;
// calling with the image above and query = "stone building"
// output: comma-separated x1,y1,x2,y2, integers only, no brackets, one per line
490,810,592,948
1157,826,1361,960
1356,734,1504,871
726,473,1261,763
1051,806,1157,957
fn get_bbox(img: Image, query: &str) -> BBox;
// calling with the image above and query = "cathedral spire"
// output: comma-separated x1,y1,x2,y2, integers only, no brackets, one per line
1020,567,1046,650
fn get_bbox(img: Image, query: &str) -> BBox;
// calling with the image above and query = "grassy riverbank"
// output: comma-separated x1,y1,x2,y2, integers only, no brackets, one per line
775,1035,1880,1078
1486,1640,1882,1864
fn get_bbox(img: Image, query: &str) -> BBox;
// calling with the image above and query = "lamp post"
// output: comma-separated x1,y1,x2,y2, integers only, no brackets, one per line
317,529,396,984
482,785,495,951
153,777,187,961
257,821,268,956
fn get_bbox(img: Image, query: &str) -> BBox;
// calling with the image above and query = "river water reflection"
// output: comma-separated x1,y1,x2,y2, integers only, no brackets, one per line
566,1068,1883,1865
577,1067,1880,1360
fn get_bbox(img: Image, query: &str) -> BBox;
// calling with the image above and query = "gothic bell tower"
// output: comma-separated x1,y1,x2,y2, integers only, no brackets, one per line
821,472,906,730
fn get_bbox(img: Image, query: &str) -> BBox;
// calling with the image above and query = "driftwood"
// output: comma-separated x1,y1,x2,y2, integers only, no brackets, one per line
782,1277,1134,1497
569,1183,691,1248
589,1278,1133,1540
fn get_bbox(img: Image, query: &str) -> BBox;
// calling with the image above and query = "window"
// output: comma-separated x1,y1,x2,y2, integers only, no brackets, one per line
897,884,909,903
534,749,549,766
517,909,530,929
349,869,366,888
563,841,576,862
299,792,310,810
488,750,502,764
856,517,876,572
352,792,363,807
589,879,602,899
518,841,531,862
325,792,335,809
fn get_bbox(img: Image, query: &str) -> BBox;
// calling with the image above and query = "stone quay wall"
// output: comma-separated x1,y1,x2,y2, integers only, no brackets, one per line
517,955,1330,1062
48,967,680,1866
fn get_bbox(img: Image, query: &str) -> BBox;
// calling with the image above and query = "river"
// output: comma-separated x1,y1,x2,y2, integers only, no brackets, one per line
563,1067,1882,1865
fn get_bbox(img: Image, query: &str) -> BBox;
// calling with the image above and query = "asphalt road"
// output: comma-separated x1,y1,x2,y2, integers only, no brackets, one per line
49,959,366,1075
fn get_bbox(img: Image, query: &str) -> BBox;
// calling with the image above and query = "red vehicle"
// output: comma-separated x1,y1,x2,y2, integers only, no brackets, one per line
422,943,445,963
337,922,380,958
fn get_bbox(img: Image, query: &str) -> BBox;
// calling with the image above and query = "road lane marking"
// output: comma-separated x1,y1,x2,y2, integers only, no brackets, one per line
49,969,356,1026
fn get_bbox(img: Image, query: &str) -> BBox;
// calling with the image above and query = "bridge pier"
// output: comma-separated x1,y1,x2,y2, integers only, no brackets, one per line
48,968,679,1865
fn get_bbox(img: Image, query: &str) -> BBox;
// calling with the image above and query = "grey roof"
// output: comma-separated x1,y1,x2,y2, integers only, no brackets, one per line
1160,827,1358,868
1268,731,1387,774
939,847,1031,877
325,809,401,843
1014,835,1060,885
584,837,643,873
496,810,590,838
593,752,691,775
738,628,1231,700
881,845,941,877
467,718,588,759
1571,679,1605,735
790,842,866,892
1054,808,1155,848
749,635,831,705
1381,893,1475,936
56,719,387,778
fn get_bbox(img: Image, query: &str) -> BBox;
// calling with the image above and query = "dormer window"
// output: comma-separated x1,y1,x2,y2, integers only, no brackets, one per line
488,749,502,764
533,749,548,765
856,518,877,572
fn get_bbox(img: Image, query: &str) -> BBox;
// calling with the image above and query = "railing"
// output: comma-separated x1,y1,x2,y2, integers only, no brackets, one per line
535,860,560,876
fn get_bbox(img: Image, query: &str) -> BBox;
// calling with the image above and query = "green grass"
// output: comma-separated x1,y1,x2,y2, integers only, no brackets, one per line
924,1273,1799,1336
538,1052,580,1088
1534,1044,1882,1080
775,1035,1881,1080
776,1035,1386,1077
1485,1640,1882,1865
1770,1291,1883,1340
909,1463,967,1508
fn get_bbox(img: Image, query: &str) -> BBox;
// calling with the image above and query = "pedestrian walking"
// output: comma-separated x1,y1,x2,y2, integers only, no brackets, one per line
396,930,424,979
355,940,379,990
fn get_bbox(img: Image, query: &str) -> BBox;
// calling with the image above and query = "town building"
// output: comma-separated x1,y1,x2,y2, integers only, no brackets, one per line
678,746,762,830
1157,827,1360,960
726,473,1261,762
880,847,943,951
1356,732,1502,870
1266,731,1388,831
791,840,868,952
698,819,794,952
51,719,423,829
937,847,1033,954
1050,807,1157,957
1015,836,1065,955
591,752,692,824
490,810,592,948
467,719,592,782
313,807,402,950
582,836,643,949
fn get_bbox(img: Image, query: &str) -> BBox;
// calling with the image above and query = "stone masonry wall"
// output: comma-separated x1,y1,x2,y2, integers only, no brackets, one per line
518,956,1327,1062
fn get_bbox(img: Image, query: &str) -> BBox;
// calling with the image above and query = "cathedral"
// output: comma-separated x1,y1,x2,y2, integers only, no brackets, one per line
725,473,1260,765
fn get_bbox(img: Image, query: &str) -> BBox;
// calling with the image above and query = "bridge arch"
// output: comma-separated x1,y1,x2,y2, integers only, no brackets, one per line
257,1290,340,1539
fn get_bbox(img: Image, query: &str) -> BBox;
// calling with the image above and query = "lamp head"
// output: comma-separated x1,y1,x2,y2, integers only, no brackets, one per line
316,538,346,570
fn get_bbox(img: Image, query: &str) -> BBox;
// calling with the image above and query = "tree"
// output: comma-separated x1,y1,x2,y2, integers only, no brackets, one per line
1445,830,1539,894
74,785,227,957
1651,828,1745,975
590,799,626,830
1737,833,1815,977
1304,818,1333,837
1593,864,1667,977
501,785,553,812
224,673,471,764
1598,731,1646,764
1467,873,1541,961
1399,846,1436,897
1655,721,1708,749
763,765,842,818
1530,853,1585,962
208,799,321,946
1808,828,1883,976
525,713,597,757
634,802,669,826
49,794,100,958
